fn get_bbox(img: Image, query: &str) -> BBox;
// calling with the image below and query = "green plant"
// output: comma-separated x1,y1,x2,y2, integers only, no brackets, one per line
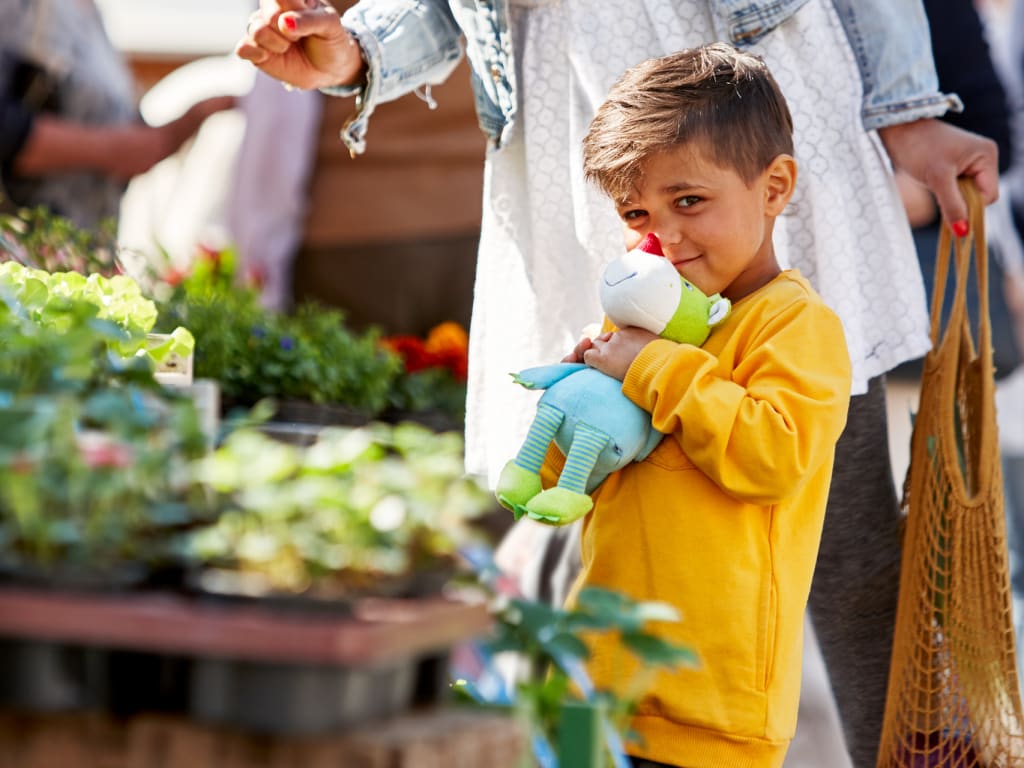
0,262,194,390
0,389,209,577
0,263,207,580
184,422,493,598
454,576,697,767
155,248,401,417
0,205,120,276
381,322,469,426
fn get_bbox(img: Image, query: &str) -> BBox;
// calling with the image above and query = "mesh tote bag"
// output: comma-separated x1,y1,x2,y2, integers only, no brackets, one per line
877,179,1024,767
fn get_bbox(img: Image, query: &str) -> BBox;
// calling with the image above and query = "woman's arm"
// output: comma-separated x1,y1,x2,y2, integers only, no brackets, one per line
237,0,463,154
830,0,959,130
11,96,236,180
830,0,1000,229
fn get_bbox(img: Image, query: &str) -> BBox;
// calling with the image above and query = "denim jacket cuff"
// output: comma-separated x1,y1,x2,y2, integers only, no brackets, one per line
319,16,388,156
862,91,964,131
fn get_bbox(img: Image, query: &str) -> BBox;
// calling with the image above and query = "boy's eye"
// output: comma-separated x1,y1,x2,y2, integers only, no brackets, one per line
675,195,701,209
621,209,648,221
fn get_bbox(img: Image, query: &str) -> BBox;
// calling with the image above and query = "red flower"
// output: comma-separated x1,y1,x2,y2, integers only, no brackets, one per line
76,432,134,469
382,336,437,373
162,266,188,287
245,263,267,290
195,243,222,267
382,323,469,379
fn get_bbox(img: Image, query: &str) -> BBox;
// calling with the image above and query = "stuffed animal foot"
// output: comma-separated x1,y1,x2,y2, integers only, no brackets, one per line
525,487,594,526
495,460,543,516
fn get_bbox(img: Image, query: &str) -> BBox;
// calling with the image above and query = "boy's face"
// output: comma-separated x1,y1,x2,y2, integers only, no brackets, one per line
615,141,795,302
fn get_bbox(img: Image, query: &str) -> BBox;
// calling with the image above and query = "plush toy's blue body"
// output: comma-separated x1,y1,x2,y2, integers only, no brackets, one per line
513,363,665,488
496,234,731,525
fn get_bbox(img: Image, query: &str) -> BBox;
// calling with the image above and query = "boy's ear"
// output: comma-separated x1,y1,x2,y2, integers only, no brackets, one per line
763,154,797,215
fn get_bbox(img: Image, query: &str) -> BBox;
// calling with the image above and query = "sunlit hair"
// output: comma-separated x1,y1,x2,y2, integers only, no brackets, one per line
582,42,794,203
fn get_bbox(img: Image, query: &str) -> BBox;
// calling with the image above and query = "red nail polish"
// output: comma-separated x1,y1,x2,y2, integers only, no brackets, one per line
952,219,969,238
282,15,296,31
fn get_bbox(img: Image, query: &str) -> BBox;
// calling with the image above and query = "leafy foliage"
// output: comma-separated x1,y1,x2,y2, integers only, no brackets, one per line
0,265,207,578
0,205,120,276
453,571,698,766
154,247,401,417
382,322,470,428
184,422,493,597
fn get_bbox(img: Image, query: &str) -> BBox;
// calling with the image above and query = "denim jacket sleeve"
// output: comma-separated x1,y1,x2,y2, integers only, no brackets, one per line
830,0,962,130
321,0,464,154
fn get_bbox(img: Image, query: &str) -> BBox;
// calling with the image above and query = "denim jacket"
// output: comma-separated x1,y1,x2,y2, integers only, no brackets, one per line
328,0,961,154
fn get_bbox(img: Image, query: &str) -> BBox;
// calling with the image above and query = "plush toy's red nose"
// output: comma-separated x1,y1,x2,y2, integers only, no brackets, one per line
637,233,664,257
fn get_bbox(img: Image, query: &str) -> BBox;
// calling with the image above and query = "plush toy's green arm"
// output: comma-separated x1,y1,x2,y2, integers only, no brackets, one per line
708,296,731,326
511,363,588,390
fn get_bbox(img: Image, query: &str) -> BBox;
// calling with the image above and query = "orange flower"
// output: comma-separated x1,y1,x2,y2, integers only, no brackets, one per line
424,322,468,355
424,322,469,381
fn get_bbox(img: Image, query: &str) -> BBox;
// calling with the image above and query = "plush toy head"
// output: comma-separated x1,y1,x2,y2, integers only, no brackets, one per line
599,233,731,344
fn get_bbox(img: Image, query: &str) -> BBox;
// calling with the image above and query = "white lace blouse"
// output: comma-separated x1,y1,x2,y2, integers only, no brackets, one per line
465,0,931,484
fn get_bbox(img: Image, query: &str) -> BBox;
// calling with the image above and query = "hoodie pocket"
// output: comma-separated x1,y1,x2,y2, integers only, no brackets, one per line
756,568,779,691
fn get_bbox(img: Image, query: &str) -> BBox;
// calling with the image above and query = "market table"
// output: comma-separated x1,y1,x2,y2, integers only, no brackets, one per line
0,587,522,766
0,587,491,664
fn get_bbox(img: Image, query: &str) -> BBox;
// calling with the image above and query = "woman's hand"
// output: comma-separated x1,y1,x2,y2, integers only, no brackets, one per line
235,0,365,90
879,118,999,235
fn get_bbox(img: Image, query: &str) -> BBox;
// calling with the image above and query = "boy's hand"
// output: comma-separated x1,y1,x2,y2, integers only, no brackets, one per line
561,335,597,363
583,327,658,381
561,322,604,362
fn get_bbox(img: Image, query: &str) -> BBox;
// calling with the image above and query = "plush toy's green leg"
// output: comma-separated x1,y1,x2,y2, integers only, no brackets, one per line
516,402,563,473
557,422,609,494
526,422,610,526
495,402,564,516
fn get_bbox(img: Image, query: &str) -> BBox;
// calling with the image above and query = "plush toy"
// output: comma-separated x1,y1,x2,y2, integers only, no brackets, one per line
495,233,731,525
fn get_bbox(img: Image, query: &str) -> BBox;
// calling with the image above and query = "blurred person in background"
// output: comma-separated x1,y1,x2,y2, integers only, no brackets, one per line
889,0,1024,634
0,0,235,231
974,0,1024,648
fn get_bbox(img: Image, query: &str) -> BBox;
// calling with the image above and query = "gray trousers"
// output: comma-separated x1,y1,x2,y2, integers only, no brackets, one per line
807,376,901,768
511,377,899,768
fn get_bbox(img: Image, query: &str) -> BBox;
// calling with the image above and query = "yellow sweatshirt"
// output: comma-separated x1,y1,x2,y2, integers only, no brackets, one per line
550,270,851,767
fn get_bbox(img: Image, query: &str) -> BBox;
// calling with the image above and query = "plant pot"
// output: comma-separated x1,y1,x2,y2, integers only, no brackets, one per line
188,655,417,734
0,638,93,712
272,399,371,427
380,407,464,434
88,648,193,717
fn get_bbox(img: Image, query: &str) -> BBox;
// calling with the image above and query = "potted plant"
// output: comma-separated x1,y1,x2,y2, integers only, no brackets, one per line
153,246,401,430
0,262,207,713
381,321,470,431
452,558,698,768
0,205,120,277
176,421,494,732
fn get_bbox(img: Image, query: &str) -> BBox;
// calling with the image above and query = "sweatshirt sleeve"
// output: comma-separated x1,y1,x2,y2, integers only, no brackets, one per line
622,299,852,505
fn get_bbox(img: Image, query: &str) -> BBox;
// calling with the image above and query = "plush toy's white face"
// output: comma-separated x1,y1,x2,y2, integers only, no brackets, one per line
600,248,686,334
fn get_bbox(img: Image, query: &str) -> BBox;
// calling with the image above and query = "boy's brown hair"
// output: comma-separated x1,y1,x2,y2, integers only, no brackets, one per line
582,43,794,203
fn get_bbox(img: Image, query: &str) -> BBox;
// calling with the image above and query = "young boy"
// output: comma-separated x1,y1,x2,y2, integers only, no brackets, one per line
553,44,852,767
